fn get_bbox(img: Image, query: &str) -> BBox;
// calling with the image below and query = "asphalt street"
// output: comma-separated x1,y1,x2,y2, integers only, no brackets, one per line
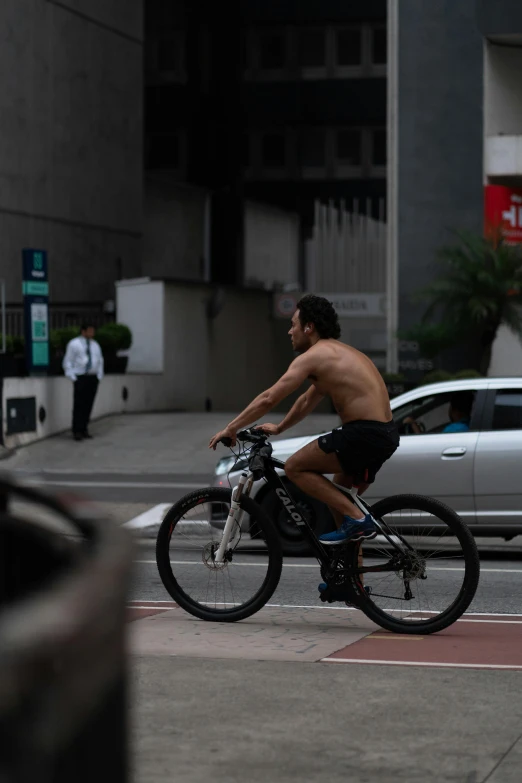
131,541,522,614
12,466,522,617
14,471,213,503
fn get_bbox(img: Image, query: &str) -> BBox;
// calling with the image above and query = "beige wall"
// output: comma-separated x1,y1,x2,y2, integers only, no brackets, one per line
2,373,174,449
162,284,209,410
485,43,522,137
117,279,308,413
207,288,294,412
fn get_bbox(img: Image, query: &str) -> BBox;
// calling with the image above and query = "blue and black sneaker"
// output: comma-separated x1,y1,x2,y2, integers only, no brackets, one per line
319,514,377,545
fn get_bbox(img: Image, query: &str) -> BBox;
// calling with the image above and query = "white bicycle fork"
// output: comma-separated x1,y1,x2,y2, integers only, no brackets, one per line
214,472,253,563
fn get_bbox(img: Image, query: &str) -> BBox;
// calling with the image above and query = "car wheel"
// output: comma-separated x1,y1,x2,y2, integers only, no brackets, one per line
255,481,335,556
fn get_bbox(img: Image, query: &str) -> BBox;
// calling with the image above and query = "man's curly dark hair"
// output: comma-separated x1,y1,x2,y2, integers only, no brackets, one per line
296,295,341,339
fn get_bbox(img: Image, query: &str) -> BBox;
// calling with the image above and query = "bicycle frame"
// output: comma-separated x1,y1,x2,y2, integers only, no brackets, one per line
215,452,410,573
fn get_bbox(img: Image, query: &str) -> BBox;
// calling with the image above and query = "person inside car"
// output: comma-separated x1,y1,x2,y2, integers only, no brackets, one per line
403,391,474,435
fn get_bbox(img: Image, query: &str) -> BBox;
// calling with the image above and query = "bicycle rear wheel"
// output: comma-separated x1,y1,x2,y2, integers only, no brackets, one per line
156,487,283,622
351,494,480,634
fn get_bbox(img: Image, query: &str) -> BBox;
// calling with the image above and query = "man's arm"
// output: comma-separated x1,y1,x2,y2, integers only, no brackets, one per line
62,340,78,381
209,355,311,449
227,355,310,432
266,386,324,435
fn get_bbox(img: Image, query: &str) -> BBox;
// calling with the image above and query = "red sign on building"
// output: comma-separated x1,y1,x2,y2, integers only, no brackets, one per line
484,184,522,245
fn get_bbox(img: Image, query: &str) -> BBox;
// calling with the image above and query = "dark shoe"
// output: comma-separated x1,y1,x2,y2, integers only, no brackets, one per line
318,582,371,606
319,514,377,545
73,433,83,441
82,431,93,439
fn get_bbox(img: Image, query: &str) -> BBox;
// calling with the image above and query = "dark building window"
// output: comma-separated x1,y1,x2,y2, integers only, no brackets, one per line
298,29,326,68
336,28,362,66
262,133,286,167
372,128,386,165
148,133,180,170
302,129,326,167
157,37,182,72
242,135,250,168
336,129,362,165
372,26,387,65
259,31,286,70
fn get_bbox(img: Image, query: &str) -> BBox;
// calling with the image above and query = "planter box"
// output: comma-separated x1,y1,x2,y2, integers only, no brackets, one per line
0,355,26,378
104,356,128,375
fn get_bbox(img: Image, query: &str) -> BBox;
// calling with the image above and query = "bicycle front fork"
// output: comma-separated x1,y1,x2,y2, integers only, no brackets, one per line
214,472,253,562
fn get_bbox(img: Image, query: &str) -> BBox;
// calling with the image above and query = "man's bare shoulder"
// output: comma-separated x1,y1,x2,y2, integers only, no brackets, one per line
307,339,357,362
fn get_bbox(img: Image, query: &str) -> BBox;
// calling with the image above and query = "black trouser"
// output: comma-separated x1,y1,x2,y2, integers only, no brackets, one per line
72,375,99,435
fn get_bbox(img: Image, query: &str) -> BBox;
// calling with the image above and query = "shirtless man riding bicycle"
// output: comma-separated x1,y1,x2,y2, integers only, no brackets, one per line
209,294,399,545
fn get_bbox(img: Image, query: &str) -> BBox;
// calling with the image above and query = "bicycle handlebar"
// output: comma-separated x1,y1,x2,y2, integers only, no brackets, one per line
220,428,268,448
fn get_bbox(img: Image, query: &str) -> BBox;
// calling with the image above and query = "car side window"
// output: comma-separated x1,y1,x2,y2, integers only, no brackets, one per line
491,391,522,430
394,391,477,435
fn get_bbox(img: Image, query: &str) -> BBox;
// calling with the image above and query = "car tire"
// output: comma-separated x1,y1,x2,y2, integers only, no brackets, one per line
257,480,335,556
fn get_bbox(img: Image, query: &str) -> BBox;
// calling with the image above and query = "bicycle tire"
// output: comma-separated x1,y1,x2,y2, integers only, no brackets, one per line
351,494,480,635
156,487,283,622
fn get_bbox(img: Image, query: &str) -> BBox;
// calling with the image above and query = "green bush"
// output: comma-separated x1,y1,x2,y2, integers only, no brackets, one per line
96,323,132,355
421,369,454,385
50,326,80,355
453,368,483,379
0,334,24,355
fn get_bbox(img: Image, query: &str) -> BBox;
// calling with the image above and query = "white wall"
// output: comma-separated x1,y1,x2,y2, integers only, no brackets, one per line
116,278,164,372
489,324,522,377
2,373,174,450
244,201,300,290
485,43,522,137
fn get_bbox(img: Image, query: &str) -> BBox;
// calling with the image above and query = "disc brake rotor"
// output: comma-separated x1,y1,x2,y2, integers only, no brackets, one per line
202,541,229,571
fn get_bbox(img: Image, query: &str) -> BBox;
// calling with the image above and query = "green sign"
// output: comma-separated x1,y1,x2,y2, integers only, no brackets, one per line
23,281,49,296
22,248,49,372
32,342,49,365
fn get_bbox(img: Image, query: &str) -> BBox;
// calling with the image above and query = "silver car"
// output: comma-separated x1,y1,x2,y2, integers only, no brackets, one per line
213,377,522,555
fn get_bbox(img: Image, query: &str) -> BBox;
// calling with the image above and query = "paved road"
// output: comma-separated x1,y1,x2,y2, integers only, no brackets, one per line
19,471,213,503
131,542,522,614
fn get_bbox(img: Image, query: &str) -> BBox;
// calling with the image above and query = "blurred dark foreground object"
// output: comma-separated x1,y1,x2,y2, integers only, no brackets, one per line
0,473,133,783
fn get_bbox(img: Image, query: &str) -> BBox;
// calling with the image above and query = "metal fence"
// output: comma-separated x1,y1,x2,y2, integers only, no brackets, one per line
2,306,114,338
305,198,387,293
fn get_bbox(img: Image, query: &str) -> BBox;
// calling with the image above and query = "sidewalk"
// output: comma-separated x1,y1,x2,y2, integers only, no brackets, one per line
129,604,522,783
6,411,341,475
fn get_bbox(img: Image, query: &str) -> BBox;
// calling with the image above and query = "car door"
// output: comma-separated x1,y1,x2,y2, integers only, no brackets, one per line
474,384,522,527
364,386,484,524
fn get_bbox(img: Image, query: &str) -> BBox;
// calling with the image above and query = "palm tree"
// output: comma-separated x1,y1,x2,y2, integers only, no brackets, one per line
410,233,522,376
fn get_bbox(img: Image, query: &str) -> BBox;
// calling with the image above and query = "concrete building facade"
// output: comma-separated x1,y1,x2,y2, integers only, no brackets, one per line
0,0,143,306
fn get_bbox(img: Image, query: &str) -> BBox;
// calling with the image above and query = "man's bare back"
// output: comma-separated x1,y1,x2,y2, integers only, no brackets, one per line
299,339,392,425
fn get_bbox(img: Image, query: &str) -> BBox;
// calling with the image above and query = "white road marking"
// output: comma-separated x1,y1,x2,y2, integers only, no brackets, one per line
132,559,522,574
320,658,522,670
128,601,522,622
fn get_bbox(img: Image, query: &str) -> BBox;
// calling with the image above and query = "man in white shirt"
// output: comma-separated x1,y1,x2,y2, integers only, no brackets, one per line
62,323,104,441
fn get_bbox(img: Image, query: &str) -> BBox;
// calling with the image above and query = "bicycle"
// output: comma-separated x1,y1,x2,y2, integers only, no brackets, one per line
156,428,480,635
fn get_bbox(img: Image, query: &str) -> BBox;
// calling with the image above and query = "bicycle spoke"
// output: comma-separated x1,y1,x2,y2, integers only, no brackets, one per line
162,495,275,614
356,496,479,630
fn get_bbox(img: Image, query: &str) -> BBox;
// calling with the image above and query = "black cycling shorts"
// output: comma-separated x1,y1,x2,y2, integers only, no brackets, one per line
318,419,399,485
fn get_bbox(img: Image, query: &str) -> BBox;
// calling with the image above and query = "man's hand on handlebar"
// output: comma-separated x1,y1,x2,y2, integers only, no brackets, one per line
255,422,281,437
209,426,237,450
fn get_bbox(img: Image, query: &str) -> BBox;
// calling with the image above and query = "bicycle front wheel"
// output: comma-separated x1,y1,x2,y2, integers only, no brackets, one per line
156,487,283,622
352,494,480,634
